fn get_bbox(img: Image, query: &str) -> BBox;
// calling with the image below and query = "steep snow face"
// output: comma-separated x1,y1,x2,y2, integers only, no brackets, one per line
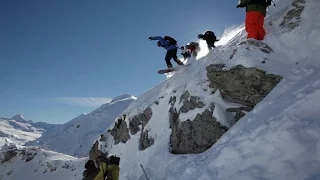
0,144,85,180
95,0,320,179
34,95,136,157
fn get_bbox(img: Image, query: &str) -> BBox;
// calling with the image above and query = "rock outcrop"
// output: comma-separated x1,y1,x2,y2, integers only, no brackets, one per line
206,64,282,107
129,107,153,135
280,0,306,30
108,115,131,145
170,109,227,154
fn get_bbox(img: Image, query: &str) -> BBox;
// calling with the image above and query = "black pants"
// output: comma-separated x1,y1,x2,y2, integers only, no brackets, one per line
165,48,183,68
207,42,216,50
181,52,191,60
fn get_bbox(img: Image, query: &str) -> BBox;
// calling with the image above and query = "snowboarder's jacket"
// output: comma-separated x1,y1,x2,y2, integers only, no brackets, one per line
149,36,178,51
238,0,268,15
198,31,218,47
93,162,120,180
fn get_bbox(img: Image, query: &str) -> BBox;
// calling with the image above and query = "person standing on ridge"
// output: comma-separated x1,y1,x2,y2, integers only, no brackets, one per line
237,0,272,40
149,36,184,68
198,31,219,50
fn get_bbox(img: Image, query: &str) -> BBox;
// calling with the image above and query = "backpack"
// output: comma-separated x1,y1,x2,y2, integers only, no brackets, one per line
85,160,95,169
109,155,120,165
248,0,272,7
164,36,177,45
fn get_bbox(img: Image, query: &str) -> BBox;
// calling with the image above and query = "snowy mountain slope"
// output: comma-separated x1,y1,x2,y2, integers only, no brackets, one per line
0,115,58,149
0,119,42,149
0,144,86,180
32,94,136,157
88,0,320,179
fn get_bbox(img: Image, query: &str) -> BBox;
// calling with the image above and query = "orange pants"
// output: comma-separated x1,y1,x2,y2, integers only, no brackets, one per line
245,11,266,40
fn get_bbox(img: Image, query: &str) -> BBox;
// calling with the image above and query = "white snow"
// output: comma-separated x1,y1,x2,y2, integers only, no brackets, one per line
32,95,136,157
0,118,43,149
98,0,320,179
0,144,86,180
1,0,320,179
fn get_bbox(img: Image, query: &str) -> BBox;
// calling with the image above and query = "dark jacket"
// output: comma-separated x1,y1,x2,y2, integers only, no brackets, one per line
83,160,99,180
199,31,218,45
239,0,267,15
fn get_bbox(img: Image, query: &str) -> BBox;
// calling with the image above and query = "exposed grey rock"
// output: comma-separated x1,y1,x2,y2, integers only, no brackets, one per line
280,0,306,30
140,127,154,150
239,39,273,54
207,64,282,107
1,150,17,164
100,134,106,141
129,117,141,135
180,91,190,104
89,140,104,167
170,109,227,154
109,117,131,145
169,96,176,105
129,107,153,135
169,107,179,129
227,106,253,123
180,96,205,113
0,146,39,164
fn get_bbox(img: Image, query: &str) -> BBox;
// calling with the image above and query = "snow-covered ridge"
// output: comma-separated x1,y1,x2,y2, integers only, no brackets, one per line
0,116,58,149
32,94,136,157
111,94,136,103
0,144,85,180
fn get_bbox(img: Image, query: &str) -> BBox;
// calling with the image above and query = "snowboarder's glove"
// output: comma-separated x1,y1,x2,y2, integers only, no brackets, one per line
148,37,153,40
236,4,246,8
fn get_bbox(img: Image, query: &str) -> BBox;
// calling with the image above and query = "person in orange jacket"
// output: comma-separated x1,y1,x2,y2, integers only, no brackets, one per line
237,0,272,40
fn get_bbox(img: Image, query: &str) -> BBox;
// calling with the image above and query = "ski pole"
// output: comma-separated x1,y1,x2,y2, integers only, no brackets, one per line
140,164,150,180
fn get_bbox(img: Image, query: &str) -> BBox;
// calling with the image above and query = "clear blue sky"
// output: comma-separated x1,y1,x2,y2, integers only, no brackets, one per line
0,0,244,123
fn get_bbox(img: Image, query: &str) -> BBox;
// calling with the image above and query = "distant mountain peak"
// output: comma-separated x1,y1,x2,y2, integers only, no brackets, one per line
111,94,136,102
10,114,27,122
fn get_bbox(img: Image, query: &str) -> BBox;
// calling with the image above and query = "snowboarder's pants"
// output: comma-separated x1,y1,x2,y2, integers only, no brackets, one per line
165,48,183,68
207,43,216,50
245,11,266,40
181,52,191,60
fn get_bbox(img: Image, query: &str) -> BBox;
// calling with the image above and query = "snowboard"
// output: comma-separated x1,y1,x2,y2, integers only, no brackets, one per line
157,64,191,74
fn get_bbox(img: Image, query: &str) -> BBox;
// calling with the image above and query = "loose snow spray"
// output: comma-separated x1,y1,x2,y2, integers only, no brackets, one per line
196,25,244,60
196,40,210,59
216,26,245,46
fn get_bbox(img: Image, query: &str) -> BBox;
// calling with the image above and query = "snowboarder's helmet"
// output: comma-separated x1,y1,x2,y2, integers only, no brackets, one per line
157,41,162,47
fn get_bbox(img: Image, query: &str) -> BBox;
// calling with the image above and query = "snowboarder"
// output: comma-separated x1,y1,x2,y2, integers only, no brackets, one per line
180,46,191,60
83,160,99,180
93,155,120,180
149,36,184,68
180,42,200,60
237,0,272,40
198,31,219,50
